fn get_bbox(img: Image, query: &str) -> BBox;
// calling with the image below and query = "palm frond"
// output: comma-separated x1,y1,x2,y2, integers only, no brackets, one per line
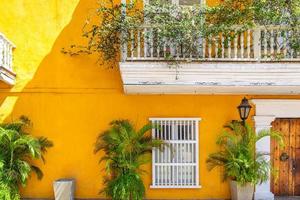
30,165,43,180
206,151,228,171
137,123,152,137
256,129,284,148
38,137,54,152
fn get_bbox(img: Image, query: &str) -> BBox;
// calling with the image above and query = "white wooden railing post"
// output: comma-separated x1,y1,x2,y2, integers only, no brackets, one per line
8,43,13,70
121,0,127,62
253,27,261,61
3,41,7,68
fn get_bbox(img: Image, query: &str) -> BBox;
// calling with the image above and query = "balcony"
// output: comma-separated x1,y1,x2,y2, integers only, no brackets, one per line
0,33,16,85
119,26,300,94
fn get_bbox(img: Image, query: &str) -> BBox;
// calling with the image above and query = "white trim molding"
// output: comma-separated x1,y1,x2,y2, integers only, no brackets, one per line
251,99,300,200
253,99,300,118
120,62,300,95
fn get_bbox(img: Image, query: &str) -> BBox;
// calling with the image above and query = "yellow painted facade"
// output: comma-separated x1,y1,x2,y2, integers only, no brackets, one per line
0,0,299,199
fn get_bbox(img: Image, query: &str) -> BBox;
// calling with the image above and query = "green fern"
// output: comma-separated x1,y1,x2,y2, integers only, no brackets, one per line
95,120,163,200
207,121,283,185
0,116,53,200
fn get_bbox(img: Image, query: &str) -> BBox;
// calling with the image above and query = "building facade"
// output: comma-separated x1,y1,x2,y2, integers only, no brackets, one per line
0,0,299,199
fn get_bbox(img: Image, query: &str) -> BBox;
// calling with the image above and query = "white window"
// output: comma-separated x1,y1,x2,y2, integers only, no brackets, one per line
150,118,201,188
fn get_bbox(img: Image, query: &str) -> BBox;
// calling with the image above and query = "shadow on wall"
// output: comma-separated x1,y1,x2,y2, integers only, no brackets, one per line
2,0,124,198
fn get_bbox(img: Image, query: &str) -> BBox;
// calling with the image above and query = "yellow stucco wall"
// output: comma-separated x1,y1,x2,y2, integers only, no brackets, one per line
0,0,299,199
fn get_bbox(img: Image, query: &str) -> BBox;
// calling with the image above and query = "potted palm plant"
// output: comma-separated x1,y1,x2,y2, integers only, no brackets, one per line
94,120,163,200
0,116,53,200
206,121,283,200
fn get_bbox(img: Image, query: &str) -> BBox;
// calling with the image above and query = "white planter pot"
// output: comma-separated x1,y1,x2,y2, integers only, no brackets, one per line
230,180,254,200
53,179,75,200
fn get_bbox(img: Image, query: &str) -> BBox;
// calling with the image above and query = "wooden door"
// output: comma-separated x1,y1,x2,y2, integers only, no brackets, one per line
271,119,300,196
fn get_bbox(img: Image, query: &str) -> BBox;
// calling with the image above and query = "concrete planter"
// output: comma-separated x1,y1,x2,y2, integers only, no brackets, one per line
230,180,254,200
53,179,75,200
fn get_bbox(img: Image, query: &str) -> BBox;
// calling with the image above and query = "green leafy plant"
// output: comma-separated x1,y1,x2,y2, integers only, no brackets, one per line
0,116,53,200
62,0,143,67
253,0,300,57
207,0,300,58
206,121,283,185
94,120,163,200
63,0,300,64
205,0,254,36
144,0,205,59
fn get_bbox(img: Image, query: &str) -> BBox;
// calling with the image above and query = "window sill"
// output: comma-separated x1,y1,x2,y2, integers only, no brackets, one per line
150,185,202,189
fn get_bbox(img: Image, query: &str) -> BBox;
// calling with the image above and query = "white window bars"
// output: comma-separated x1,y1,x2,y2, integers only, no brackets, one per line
150,118,201,188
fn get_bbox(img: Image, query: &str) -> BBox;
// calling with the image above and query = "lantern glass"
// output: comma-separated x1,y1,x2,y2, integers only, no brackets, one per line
237,98,252,121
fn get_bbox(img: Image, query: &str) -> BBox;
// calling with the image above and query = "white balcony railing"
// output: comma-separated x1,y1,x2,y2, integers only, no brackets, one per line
0,33,16,85
0,33,15,71
122,25,300,62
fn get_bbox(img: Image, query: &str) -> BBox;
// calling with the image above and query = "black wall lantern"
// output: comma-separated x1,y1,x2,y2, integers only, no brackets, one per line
237,97,252,123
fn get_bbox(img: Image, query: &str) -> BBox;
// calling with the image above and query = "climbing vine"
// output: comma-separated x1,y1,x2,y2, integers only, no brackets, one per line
62,0,143,67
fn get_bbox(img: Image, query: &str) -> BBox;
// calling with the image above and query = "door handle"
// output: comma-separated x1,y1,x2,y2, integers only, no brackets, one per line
292,159,297,172
280,152,289,161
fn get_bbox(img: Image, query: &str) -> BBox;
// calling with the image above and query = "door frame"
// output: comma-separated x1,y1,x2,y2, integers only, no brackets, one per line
251,99,300,200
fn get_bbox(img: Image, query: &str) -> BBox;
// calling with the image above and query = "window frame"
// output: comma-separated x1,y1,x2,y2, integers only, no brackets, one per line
150,117,201,189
